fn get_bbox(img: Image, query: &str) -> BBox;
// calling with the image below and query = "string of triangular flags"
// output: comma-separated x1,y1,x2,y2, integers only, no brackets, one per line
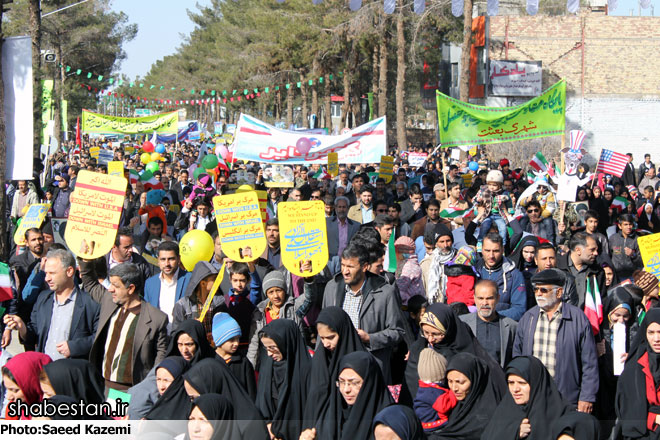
62,63,340,99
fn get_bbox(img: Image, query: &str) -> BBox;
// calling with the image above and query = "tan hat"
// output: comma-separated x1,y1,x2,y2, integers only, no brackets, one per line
417,348,448,383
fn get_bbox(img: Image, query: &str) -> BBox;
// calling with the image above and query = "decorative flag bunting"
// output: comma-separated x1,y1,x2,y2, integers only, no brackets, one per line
0,263,12,302
596,149,628,178
610,196,630,212
584,276,603,336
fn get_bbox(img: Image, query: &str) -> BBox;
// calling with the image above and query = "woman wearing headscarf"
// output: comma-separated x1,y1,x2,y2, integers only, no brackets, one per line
429,353,503,440
187,394,235,440
145,357,191,421
551,411,600,440
40,359,105,405
2,352,51,419
482,356,571,440
303,351,394,440
638,202,660,233
400,303,504,406
304,307,367,429
256,319,311,440
166,319,215,365
373,405,425,440
615,308,660,439
183,358,268,439
595,287,638,434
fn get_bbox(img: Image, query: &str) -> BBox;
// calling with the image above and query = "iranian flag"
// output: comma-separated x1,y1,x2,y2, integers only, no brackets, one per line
440,207,472,219
313,168,329,180
584,276,603,335
529,152,553,176
140,171,164,191
611,196,630,212
129,169,139,185
0,263,13,302
386,228,397,273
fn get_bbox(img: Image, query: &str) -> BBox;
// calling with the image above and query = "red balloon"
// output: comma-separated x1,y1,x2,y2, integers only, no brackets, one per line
142,141,155,153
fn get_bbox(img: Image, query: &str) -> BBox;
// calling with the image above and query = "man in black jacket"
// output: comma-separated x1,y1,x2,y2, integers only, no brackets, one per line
556,232,606,309
622,152,637,188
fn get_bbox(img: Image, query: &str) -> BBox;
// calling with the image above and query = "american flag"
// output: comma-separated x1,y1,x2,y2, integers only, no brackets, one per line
596,149,628,178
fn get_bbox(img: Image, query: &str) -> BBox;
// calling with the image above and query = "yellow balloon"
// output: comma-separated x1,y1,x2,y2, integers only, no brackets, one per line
179,230,214,271
140,153,152,164
150,152,161,161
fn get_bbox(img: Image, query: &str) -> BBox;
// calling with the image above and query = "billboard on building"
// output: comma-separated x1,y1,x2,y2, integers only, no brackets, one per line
490,60,542,97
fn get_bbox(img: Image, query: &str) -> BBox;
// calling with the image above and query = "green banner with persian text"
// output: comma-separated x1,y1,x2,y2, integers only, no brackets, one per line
436,80,566,147
82,109,178,134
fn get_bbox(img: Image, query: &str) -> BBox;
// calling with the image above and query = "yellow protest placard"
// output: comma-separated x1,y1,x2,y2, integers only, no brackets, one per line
328,152,339,178
469,146,478,156
462,173,473,187
212,192,266,263
278,201,329,277
64,170,127,259
198,262,226,323
89,146,100,159
13,204,50,246
379,155,394,183
125,146,135,155
107,161,124,177
237,186,267,224
639,233,660,280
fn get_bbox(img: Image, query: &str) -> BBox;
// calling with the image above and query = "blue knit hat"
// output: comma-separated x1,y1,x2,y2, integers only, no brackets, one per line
212,312,241,347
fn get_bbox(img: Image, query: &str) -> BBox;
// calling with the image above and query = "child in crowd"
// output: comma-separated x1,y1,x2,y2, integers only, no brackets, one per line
225,260,262,352
474,170,513,250
212,312,256,399
394,236,425,305
414,348,457,433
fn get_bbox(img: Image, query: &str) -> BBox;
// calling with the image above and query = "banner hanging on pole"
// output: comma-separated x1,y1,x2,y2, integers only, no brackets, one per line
436,79,565,147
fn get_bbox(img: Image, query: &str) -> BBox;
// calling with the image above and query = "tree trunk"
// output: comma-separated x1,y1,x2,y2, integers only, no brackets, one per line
341,69,350,130
324,91,332,130
286,82,294,128
311,59,319,129
371,44,379,117
300,73,308,128
395,5,407,150
29,0,42,159
459,0,473,102
378,26,389,118
275,89,281,121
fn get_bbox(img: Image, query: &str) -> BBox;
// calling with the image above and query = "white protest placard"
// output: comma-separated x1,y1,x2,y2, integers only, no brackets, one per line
612,322,626,376
408,152,428,167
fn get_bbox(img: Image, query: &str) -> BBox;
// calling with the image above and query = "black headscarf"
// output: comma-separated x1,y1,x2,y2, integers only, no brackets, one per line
183,359,268,439
166,319,214,365
401,303,505,405
46,395,79,420
430,353,503,440
304,307,366,427
551,411,600,440
43,359,105,405
317,351,394,440
256,319,311,440
616,308,660,439
483,356,570,440
189,394,234,440
510,235,539,272
146,356,191,421
372,405,425,440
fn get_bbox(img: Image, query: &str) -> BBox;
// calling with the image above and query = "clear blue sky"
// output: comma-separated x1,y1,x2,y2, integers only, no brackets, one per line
110,0,211,80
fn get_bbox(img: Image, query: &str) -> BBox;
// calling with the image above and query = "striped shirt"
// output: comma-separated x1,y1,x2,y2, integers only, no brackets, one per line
532,304,562,378
103,308,139,385
342,280,365,330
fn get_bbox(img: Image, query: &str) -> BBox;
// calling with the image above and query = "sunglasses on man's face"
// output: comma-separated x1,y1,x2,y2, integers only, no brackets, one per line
527,209,540,214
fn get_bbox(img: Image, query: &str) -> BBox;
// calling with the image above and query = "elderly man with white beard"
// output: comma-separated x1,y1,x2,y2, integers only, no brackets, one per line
459,279,518,367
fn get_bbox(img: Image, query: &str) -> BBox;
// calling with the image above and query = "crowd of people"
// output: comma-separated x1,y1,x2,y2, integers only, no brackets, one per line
1,138,660,440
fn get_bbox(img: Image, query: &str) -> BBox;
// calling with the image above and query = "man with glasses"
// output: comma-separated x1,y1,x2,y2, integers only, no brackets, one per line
519,200,556,243
513,268,598,412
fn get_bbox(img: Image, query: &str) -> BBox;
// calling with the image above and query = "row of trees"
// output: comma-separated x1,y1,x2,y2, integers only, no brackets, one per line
130,0,463,148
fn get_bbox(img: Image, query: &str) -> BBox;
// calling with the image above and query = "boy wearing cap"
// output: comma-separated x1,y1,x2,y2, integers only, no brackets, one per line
213,312,256,399
414,348,457,432
474,170,514,249
246,271,306,367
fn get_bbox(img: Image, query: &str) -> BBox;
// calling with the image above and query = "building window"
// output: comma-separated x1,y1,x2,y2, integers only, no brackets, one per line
331,102,342,118
476,48,486,86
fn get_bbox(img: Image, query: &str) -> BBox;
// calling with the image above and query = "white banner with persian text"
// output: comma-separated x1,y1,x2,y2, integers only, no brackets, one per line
232,114,387,164
490,60,542,97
